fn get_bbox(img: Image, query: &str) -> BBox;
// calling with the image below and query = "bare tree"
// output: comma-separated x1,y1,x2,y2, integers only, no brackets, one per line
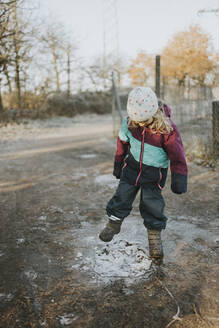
0,0,18,110
41,23,66,92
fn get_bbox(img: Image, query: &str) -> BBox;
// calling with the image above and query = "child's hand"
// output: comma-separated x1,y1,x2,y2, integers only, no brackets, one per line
113,161,122,179
171,172,187,194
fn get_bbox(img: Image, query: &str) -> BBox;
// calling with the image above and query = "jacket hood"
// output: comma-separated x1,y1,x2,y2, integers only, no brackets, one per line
163,104,171,117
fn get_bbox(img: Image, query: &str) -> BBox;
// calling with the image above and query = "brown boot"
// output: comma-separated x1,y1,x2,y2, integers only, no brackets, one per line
99,219,122,242
147,229,164,264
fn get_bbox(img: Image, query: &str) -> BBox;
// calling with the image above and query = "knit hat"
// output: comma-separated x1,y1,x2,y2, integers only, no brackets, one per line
127,87,158,122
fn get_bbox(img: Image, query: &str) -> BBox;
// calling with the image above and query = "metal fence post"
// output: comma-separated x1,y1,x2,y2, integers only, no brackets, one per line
212,101,219,166
112,71,123,123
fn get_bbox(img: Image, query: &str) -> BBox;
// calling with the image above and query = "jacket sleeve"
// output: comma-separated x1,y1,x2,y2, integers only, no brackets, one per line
113,119,130,179
163,122,188,194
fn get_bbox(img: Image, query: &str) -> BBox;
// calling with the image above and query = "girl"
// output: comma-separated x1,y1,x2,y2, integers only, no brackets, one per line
99,87,188,263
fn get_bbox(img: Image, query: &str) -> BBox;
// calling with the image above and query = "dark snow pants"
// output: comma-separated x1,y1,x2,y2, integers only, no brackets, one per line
106,178,168,230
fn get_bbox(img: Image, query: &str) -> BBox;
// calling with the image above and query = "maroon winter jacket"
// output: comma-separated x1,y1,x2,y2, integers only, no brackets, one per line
113,104,188,194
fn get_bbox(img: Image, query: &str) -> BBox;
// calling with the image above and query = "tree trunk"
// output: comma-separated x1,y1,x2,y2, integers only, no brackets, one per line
52,49,60,92
67,46,71,97
13,4,21,108
0,77,4,112
3,65,12,93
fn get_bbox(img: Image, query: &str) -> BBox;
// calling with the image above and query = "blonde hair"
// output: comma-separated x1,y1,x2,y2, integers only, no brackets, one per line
128,102,172,134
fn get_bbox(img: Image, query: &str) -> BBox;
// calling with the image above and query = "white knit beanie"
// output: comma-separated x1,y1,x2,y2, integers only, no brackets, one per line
127,87,158,122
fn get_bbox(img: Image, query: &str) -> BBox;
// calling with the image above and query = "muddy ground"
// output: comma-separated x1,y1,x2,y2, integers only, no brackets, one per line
0,114,218,328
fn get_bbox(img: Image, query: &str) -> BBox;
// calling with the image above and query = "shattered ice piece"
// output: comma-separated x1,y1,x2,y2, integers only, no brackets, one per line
71,264,80,269
0,293,14,301
24,270,38,280
122,287,134,295
49,206,64,214
0,252,5,257
59,314,78,325
16,238,25,244
41,321,47,327
32,227,47,232
82,239,151,282
38,215,47,221
76,252,83,258
79,154,97,159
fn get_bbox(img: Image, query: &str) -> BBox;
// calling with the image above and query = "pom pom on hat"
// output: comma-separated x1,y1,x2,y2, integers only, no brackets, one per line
127,87,158,121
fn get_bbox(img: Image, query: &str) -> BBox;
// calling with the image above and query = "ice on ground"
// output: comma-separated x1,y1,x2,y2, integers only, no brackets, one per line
38,215,47,221
24,270,38,281
94,174,118,189
0,293,14,301
16,238,25,244
72,172,88,181
81,240,151,283
49,206,64,214
59,314,78,325
79,154,97,159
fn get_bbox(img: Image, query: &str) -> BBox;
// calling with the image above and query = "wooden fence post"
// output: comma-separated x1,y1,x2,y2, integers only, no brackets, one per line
212,101,219,166
155,55,160,98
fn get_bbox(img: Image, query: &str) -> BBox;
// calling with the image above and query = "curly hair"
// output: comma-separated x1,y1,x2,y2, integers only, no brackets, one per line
128,101,173,134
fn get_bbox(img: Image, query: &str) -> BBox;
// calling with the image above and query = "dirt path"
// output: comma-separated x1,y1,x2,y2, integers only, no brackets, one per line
0,115,218,328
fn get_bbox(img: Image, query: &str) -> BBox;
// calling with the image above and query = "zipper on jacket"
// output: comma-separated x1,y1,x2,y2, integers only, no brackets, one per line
158,166,163,190
135,128,145,187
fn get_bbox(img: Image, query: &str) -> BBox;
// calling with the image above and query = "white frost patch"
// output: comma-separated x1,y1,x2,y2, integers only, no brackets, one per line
59,314,78,325
0,293,14,301
24,270,38,280
94,174,118,189
49,206,64,214
79,154,97,159
72,172,88,181
16,238,25,244
38,215,47,221
81,240,151,283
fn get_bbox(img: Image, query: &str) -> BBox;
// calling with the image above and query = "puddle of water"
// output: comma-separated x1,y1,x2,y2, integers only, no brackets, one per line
70,217,152,284
83,240,151,282
79,154,97,159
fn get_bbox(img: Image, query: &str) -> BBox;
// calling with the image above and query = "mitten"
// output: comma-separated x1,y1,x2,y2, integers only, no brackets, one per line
113,161,123,179
171,172,187,194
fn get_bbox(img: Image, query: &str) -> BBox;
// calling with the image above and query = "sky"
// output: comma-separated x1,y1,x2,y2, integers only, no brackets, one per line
38,0,219,64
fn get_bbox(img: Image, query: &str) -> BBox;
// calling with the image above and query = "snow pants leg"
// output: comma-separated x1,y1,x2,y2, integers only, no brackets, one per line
106,179,168,230
139,185,168,230
106,179,139,220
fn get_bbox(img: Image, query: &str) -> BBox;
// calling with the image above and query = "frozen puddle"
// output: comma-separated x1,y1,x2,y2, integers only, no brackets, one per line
94,174,118,189
77,240,151,283
79,154,97,159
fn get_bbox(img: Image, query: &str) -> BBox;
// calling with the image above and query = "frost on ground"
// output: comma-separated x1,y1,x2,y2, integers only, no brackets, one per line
94,174,118,189
59,314,78,326
77,240,151,284
0,113,112,142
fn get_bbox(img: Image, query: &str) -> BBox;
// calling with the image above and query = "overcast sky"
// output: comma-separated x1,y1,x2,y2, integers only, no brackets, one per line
38,0,219,62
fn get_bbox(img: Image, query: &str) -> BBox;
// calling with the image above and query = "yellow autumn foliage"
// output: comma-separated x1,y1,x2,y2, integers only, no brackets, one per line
162,25,215,85
127,52,153,86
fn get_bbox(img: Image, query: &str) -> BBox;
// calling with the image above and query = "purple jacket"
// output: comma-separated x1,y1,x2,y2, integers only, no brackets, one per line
113,104,188,194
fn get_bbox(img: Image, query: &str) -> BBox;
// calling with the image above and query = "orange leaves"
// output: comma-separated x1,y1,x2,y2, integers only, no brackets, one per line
162,25,215,85
127,52,153,86
128,25,217,87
